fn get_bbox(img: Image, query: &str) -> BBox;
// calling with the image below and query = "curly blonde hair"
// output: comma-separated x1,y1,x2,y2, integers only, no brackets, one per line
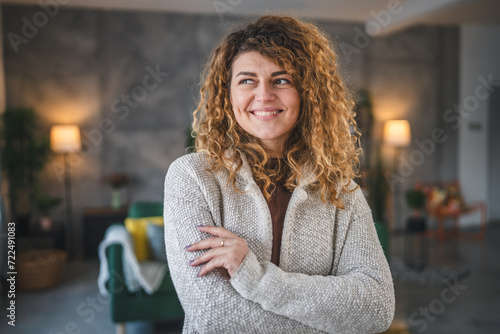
192,15,361,208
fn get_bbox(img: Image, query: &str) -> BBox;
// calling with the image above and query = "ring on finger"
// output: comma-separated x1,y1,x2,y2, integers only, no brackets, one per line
220,238,226,247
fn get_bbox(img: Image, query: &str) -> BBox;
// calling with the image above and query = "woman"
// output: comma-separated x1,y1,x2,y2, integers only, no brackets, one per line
164,15,394,333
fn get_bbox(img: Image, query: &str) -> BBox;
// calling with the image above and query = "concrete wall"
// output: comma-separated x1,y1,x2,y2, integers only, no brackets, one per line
459,25,500,226
2,4,459,254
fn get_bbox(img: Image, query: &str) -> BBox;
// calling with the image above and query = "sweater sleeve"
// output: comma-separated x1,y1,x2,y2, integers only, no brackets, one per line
230,207,395,333
163,156,319,333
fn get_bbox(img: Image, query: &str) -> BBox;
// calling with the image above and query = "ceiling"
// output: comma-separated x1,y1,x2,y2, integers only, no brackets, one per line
2,0,500,35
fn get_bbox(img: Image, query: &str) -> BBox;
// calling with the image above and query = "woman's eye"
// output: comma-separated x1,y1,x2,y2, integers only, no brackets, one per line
239,79,255,84
274,78,291,85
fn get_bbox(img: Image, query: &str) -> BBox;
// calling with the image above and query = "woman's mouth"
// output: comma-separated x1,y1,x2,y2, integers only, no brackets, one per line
249,109,283,121
250,109,283,116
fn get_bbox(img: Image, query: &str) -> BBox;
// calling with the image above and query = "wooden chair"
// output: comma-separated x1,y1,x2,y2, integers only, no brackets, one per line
418,181,487,241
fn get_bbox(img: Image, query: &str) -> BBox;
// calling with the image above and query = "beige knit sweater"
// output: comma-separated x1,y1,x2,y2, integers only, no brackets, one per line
163,152,394,333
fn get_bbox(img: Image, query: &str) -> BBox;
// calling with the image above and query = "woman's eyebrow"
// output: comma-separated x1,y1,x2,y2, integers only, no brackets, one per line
235,71,257,78
235,70,289,78
271,71,287,77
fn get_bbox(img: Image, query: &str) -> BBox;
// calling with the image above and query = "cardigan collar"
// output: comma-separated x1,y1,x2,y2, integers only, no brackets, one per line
229,150,316,191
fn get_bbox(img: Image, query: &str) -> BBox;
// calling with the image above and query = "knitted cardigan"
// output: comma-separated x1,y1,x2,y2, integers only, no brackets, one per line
163,152,394,334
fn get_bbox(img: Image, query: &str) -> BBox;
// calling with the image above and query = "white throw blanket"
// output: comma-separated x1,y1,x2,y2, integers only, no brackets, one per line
97,224,167,296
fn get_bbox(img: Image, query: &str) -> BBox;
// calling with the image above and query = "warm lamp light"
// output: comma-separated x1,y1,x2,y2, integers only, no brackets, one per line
50,125,81,153
50,124,80,258
383,120,411,147
383,120,412,234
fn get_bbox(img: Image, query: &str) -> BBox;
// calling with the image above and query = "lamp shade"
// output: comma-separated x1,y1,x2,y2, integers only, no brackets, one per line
384,120,411,147
50,125,81,153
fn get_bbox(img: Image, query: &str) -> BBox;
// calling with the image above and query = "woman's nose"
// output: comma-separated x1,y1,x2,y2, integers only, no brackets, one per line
255,82,275,102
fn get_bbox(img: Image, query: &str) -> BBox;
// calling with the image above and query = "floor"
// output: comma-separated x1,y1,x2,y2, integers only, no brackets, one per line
0,259,183,334
1,224,499,334
390,224,500,333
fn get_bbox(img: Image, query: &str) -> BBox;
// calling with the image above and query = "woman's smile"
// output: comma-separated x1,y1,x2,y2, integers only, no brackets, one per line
250,108,283,119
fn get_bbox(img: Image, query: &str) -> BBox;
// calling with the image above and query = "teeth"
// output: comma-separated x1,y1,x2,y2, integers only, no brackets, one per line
253,110,279,116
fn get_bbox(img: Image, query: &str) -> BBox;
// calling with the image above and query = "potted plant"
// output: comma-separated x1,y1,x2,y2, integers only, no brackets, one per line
404,186,428,268
404,186,427,234
354,90,390,260
0,107,50,235
365,146,390,259
185,125,196,153
106,172,130,209
405,187,426,217
35,194,62,231
354,90,374,171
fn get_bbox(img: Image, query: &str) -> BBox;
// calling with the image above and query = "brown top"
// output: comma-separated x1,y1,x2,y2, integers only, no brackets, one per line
267,183,293,266
260,158,293,266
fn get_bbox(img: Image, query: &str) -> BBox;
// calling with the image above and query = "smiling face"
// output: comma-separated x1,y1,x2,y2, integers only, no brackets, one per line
230,51,300,157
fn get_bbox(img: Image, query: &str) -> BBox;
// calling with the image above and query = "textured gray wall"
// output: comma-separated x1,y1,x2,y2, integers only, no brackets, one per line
2,4,458,254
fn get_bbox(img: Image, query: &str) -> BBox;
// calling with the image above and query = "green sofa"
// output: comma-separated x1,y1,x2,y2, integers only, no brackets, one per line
374,220,390,261
103,201,184,334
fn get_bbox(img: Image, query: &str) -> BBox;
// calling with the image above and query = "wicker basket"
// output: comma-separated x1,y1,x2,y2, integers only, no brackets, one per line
17,249,68,290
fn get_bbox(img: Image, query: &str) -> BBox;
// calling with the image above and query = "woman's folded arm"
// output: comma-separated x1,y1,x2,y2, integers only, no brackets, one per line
229,211,395,333
163,161,318,333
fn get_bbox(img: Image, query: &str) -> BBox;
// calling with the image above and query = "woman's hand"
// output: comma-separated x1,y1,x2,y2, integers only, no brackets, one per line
185,225,249,278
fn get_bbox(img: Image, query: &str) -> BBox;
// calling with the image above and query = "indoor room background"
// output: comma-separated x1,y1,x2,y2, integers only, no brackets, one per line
2,4,470,257
0,1,499,333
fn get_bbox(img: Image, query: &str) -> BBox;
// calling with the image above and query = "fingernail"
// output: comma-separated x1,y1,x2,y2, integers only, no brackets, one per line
184,244,192,250
196,225,205,228
188,260,194,265
197,270,202,277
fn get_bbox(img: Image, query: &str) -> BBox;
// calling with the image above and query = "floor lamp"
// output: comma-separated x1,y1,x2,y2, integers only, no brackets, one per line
50,125,81,257
383,120,411,231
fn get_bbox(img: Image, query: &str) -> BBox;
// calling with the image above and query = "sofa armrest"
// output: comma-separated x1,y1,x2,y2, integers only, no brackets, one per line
101,224,185,323
102,222,135,299
105,244,126,293
105,244,137,322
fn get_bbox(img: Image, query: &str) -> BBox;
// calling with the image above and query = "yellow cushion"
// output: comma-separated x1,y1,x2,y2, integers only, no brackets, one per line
124,216,163,261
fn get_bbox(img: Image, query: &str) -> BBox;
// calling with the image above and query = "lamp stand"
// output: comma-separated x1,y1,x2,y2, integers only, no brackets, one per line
63,153,73,257
393,146,402,232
